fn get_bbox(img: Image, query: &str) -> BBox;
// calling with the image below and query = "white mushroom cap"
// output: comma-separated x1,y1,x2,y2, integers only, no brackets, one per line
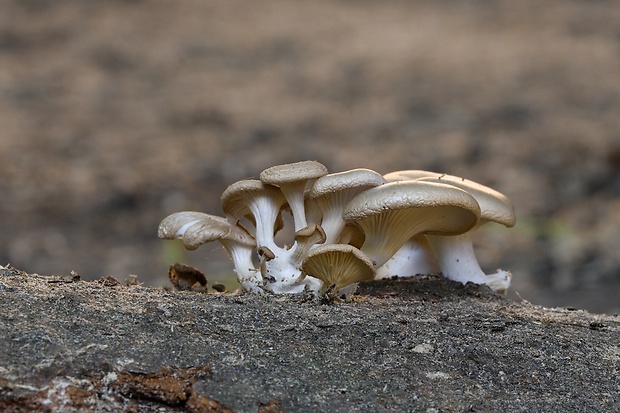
343,181,481,268
221,179,286,251
308,168,387,244
259,160,328,231
301,243,375,296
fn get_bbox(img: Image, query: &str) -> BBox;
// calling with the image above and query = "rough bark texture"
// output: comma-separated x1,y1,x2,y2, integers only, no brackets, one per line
1,266,618,413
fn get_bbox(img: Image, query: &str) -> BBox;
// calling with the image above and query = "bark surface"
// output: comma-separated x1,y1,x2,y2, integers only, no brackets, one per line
0,266,618,412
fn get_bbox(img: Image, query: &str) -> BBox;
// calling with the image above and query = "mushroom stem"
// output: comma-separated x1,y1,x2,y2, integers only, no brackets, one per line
426,232,511,292
249,200,282,253
220,239,262,292
261,247,305,294
375,235,438,279
279,181,309,232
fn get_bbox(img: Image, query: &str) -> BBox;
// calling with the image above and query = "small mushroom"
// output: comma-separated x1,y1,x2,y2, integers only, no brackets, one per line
417,175,516,292
158,211,261,292
259,160,328,231
291,223,327,264
343,181,481,269
221,179,286,253
308,168,386,245
301,244,375,297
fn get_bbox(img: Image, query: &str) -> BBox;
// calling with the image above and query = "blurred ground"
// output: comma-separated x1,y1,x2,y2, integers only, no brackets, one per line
1,0,619,313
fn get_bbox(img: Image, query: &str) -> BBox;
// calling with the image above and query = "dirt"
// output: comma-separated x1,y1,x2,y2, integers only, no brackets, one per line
1,0,619,314
1,266,618,412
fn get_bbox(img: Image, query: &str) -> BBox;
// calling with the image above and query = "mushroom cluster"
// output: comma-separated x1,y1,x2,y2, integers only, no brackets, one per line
158,161,516,297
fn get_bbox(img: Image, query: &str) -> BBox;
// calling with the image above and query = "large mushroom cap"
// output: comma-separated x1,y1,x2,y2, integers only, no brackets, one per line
343,181,481,267
417,176,515,227
301,243,375,293
343,180,480,234
259,160,328,186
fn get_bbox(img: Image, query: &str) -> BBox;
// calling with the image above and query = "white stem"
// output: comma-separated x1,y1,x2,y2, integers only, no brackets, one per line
221,240,261,292
320,213,345,246
262,247,305,293
280,182,308,232
247,196,282,253
426,233,486,283
376,236,438,279
426,233,511,292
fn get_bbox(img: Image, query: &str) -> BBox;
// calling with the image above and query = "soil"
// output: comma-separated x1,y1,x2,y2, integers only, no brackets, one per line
1,266,618,412
1,0,620,313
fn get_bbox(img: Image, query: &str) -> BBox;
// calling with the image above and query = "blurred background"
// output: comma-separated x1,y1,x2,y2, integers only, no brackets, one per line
1,0,619,313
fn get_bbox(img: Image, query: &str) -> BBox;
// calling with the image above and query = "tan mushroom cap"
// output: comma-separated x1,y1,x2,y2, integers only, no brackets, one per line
383,170,441,182
301,244,375,292
260,160,328,186
343,180,480,233
259,160,329,232
308,168,387,244
220,179,288,252
309,168,386,198
158,211,255,250
416,176,515,227
158,211,209,239
221,179,285,221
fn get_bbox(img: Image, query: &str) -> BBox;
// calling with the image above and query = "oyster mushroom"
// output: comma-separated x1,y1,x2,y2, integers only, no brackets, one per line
301,243,375,298
343,181,481,269
417,175,516,292
308,168,386,244
291,224,327,264
221,179,286,253
260,160,328,231
158,211,261,292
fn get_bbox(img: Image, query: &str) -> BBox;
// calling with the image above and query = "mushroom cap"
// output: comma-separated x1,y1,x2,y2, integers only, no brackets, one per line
259,160,328,186
221,179,285,220
383,170,442,182
343,180,481,235
309,168,386,198
158,211,255,250
158,211,209,239
417,176,516,227
301,244,375,291
343,181,481,268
